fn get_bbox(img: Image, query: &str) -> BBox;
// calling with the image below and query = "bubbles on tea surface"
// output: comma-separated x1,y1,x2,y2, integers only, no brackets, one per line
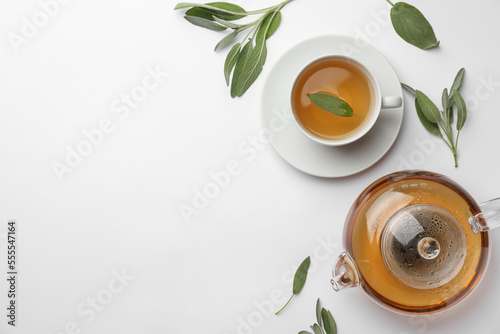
381,204,467,290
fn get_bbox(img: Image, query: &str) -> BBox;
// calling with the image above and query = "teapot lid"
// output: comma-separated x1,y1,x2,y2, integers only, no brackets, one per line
381,204,467,289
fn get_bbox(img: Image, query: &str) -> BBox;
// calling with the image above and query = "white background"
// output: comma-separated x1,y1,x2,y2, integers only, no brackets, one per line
1,0,500,333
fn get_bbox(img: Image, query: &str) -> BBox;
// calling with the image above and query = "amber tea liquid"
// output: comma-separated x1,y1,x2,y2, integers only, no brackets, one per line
344,173,489,313
292,57,374,140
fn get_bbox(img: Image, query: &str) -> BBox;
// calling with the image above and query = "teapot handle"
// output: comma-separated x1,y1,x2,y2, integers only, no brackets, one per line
469,197,500,233
331,252,360,291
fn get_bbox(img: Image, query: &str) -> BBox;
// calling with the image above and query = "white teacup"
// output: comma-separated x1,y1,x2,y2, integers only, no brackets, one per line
290,55,402,146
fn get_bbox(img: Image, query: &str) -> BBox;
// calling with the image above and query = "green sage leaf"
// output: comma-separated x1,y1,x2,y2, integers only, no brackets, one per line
441,88,453,127
176,2,246,20
224,43,241,85
321,309,337,334
298,331,313,334
447,106,454,124
234,9,282,96
310,324,323,334
185,6,217,21
447,105,454,123
275,256,311,315
447,68,465,124
416,90,441,123
175,2,200,10
184,15,226,31
214,29,239,51
453,89,467,131
442,88,449,113
442,87,454,126
401,82,416,96
292,256,311,294
446,90,454,123
204,2,246,20
415,100,442,137
213,16,242,28
390,2,439,50
176,0,295,98
257,11,282,40
236,35,268,97
316,298,322,327
308,93,354,117
405,69,469,167
450,68,465,94
230,41,253,97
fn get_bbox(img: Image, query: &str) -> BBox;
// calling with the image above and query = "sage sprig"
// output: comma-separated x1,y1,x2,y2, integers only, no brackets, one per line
387,1,439,50
299,299,338,334
174,0,294,97
402,68,467,167
275,256,310,315
308,93,359,118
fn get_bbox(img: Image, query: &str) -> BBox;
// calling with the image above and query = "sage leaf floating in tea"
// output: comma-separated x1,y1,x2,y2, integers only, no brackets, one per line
401,68,468,167
275,256,310,315
175,0,295,97
388,1,439,50
308,93,356,118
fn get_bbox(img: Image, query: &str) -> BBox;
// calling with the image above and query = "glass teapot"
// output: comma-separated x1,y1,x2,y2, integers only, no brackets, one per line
331,170,499,314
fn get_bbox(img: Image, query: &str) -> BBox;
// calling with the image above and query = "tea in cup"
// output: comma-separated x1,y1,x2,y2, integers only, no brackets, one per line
290,55,402,146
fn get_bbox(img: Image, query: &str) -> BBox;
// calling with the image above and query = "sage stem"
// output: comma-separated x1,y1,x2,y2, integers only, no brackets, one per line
275,294,294,315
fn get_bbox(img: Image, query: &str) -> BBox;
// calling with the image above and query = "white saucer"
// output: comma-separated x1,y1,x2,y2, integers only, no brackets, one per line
260,35,404,178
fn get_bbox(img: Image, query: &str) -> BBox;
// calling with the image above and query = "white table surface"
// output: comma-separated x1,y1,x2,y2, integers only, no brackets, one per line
1,0,499,333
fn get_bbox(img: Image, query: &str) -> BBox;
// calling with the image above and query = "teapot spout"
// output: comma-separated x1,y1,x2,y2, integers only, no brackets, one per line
469,197,500,233
331,252,360,292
